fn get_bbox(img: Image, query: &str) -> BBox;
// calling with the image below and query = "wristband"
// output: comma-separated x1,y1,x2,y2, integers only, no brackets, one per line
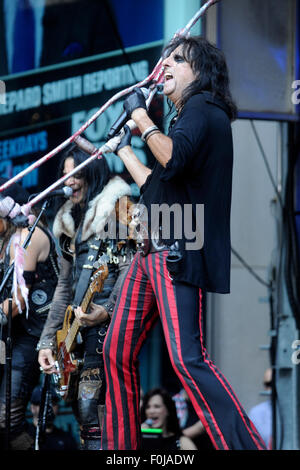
141,126,160,143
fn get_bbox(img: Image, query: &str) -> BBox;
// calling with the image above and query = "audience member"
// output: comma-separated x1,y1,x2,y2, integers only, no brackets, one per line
249,368,273,449
173,388,214,449
141,388,197,450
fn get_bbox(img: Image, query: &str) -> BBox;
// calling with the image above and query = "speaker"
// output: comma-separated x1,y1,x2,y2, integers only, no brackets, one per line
216,0,299,121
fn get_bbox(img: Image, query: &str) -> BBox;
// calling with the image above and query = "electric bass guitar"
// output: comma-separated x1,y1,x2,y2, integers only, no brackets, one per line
53,263,108,401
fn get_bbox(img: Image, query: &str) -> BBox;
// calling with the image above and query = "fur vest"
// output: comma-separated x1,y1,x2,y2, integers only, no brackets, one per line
53,176,132,242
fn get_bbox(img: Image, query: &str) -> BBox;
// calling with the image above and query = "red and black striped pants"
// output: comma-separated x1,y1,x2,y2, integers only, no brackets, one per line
101,251,266,450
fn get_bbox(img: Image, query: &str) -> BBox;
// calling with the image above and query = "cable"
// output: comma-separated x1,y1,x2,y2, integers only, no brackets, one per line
272,121,300,449
251,117,300,361
102,0,138,83
282,122,300,330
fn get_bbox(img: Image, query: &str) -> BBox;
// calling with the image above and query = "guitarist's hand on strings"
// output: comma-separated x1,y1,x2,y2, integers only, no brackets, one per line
38,348,58,374
74,302,109,327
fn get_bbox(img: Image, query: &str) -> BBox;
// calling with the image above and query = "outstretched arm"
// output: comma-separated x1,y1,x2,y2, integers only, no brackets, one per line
116,126,152,188
123,89,173,168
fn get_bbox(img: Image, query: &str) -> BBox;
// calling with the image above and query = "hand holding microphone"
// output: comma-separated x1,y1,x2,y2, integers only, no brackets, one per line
141,418,153,429
0,196,19,219
0,196,31,228
116,125,132,153
74,87,149,156
107,87,149,140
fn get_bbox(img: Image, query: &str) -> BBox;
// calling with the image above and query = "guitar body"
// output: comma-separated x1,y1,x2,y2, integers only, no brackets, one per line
54,305,83,402
53,264,108,401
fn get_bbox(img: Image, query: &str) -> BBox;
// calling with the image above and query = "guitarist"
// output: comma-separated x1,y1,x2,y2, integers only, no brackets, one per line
37,144,135,450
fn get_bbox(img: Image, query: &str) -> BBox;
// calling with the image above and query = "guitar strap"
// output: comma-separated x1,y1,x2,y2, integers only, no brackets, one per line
73,229,103,307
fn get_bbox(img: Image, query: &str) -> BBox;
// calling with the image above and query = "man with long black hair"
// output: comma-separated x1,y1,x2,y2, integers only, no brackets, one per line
37,145,135,450
101,36,267,450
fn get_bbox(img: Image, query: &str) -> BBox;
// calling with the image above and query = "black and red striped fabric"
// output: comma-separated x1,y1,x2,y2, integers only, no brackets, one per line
101,251,266,450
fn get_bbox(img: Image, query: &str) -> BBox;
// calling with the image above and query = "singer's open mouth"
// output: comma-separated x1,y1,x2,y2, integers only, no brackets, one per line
164,72,173,81
69,184,87,205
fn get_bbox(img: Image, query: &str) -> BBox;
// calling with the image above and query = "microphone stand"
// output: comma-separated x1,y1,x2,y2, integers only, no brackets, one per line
35,373,51,450
1,199,49,450
4,299,12,450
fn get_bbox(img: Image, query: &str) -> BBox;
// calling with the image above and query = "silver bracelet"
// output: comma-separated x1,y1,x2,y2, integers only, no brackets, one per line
141,125,160,143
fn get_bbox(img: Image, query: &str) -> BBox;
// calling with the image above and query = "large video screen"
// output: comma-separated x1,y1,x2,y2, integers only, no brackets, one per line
0,0,164,197
0,0,163,74
218,0,298,120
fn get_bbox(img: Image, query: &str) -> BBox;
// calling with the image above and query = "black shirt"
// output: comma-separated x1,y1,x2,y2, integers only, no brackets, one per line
1,226,58,337
140,92,233,293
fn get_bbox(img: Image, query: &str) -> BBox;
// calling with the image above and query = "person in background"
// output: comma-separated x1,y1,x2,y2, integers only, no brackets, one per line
249,368,273,449
0,178,58,450
141,388,197,451
173,388,214,449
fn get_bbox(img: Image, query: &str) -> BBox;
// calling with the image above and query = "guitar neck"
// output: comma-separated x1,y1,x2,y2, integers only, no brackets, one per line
81,283,94,314
64,284,95,352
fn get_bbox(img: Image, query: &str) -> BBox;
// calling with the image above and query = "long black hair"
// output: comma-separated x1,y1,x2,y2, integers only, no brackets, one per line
55,144,111,224
162,35,237,121
141,388,181,436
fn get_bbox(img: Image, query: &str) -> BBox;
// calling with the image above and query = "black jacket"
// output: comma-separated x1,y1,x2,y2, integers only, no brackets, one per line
141,92,233,293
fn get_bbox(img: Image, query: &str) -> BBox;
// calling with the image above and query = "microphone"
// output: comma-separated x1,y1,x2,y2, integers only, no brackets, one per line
46,186,73,198
107,87,150,140
10,213,31,228
47,186,73,198
29,186,73,202
145,419,153,427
